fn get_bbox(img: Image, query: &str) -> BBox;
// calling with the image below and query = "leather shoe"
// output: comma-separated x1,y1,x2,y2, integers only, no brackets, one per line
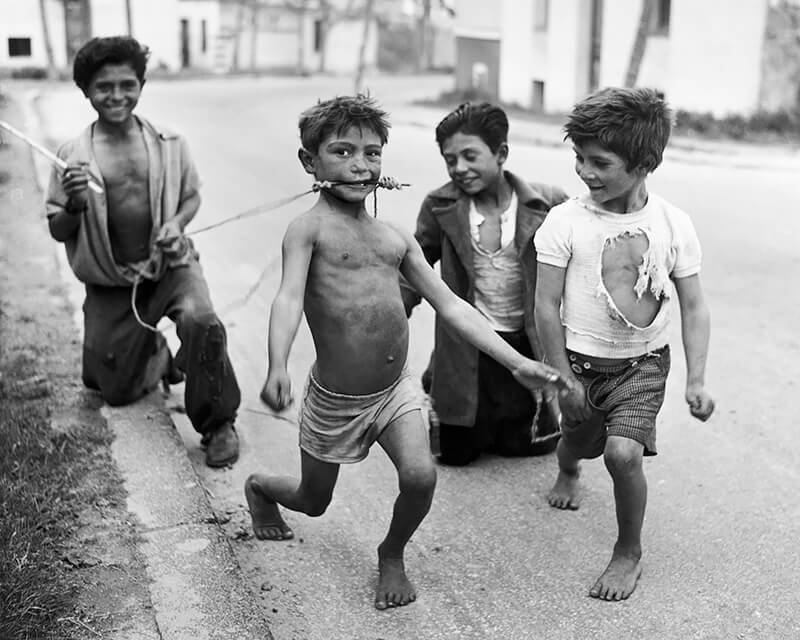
205,422,239,467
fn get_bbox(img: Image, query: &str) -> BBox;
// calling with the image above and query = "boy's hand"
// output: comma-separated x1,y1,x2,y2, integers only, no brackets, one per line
559,380,593,424
61,163,90,211
686,384,714,421
155,219,186,258
261,371,293,411
512,360,570,397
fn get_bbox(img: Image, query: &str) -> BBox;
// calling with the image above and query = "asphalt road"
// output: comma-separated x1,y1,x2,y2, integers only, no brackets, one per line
28,74,800,640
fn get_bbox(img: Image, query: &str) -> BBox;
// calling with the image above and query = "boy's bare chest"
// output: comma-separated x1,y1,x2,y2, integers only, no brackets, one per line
316,220,405,269
94,136,148,192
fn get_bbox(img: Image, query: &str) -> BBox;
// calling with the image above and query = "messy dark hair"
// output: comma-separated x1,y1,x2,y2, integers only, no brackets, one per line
73,36,150,94
299,95,391,153
563,87,674,173
435,102,509,153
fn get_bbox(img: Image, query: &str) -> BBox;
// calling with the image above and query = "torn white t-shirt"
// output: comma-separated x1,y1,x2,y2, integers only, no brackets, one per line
534,194,702,358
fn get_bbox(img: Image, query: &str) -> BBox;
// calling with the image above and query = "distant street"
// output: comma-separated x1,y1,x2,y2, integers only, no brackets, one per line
31,74,800,640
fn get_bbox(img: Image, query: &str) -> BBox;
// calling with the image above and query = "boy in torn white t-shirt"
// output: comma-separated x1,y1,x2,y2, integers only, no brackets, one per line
533,87,715,603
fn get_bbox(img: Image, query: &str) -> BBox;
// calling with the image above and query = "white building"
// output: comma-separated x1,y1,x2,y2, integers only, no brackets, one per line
454,0,800,117
0,0,377,76
0,0,181,73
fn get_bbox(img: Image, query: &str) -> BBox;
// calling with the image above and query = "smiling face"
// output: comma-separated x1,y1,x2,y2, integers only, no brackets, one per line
573,140,646,212
440,131,507,196
301,125,384,203
85,62,143,127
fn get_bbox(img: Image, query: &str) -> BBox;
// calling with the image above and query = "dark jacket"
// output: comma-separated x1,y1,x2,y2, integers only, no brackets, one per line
401,171,569,426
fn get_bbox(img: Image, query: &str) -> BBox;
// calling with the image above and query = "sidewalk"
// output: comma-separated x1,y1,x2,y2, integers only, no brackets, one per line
395,103,800,172
2,90,274,640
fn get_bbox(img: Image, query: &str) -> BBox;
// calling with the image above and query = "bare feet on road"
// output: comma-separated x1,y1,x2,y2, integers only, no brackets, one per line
547,470,581,510
245,477,294,540
375,545,416,610
589,546,642,601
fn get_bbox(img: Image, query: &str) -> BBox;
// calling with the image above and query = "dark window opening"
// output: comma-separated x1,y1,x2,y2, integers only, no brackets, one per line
8,37,32,57
531,80,545,112
201,19,207,53
313,19,323,52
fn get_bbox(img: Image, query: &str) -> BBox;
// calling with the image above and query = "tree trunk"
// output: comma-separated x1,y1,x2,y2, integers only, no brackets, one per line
124,0,133,36
249,3,259,71
353,0,375,93
624,0,654,87
232,0,247,71
38,0,56,79
416,0,432,72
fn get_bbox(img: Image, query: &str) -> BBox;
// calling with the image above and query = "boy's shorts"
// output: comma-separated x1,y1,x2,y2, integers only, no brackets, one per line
561,345,671,459
298,366,427,464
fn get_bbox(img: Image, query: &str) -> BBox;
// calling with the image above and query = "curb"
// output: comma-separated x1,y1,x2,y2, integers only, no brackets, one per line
396,105,800,172
106,398,272,640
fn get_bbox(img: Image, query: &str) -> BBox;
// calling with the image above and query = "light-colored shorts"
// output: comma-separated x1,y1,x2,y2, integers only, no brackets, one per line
298,367,427,464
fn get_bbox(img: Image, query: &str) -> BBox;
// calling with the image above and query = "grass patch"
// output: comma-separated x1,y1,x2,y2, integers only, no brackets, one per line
0,371,112,639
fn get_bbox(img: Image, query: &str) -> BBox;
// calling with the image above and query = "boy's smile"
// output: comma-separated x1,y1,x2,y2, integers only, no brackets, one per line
440,132,506,196
573,141,646,213
85,63,142,127
303,126,384,203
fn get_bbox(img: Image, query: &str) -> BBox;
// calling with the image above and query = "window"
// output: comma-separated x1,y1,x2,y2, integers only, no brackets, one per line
201,19,207,53
313,19,323,53
8,38,32,57
650,0,670,34
531,80,545,112
533,0,549,31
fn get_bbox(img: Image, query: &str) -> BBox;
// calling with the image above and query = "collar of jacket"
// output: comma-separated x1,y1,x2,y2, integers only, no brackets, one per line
427,171,549,272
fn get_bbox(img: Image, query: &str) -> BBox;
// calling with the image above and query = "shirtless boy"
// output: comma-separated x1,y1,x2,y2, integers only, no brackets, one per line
46,36,240,467
245,95,567,610
534,87,714,601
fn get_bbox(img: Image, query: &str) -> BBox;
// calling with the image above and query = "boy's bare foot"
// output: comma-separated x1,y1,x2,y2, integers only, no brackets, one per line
547,469,581,510
245,477,294,540
375,545,416,610
589,546,642,601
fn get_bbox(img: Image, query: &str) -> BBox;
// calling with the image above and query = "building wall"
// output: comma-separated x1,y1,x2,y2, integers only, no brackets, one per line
453,0,502,96
668,0,767,116
0,0,68,70
178,0,222,70
321,19,379,74
759,1,800,112
455,36,500,97
498,0,537,108
543,0,593,112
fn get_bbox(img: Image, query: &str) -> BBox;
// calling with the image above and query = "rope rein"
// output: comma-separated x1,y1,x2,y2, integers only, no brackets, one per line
131,179,407,333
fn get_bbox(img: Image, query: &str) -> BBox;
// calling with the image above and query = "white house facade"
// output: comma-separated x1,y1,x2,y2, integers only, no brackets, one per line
0,0,377,76
454,0,797,117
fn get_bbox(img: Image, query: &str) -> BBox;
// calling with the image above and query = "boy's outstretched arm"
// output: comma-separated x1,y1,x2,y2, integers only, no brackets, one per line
674,274,714,421
261,217,316,411
534,264,592,422
396,225,568,394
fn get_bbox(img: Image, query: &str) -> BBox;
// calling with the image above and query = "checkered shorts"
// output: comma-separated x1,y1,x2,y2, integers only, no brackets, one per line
561,345,671,459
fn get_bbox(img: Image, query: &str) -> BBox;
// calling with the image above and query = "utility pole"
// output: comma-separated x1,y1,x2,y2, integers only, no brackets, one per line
38,0,56,78
353,0,375,93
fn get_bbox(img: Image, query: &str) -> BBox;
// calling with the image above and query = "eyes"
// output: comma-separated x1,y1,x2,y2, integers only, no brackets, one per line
94,81,139,93
443,152,479,167
329,146,382,160
575,154,610,170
